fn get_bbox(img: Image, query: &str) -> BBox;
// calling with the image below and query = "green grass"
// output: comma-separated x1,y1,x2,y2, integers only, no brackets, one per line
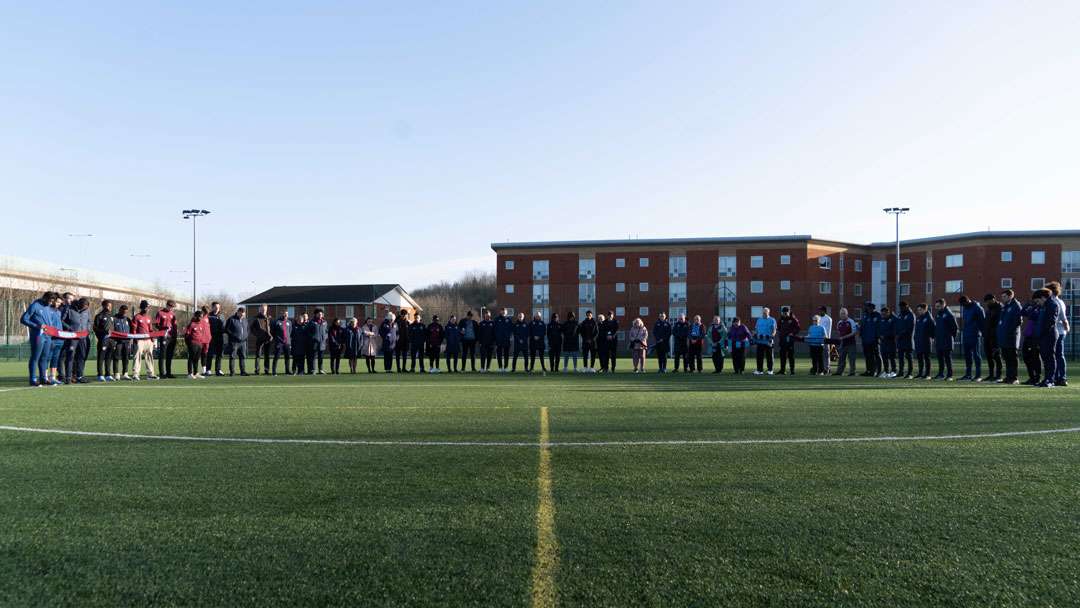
1,359,1078,606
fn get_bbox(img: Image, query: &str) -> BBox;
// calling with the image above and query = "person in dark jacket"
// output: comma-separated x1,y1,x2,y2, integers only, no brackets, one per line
305,309,328,375
997,289,1023,384
687,314,707,373
425,315,445,372
895,301,916,378
394,310,411,373
578,311,599,372
776,308,801,375
59,293,88,383
92,300,117,381
444,314,462,372
1020,300,1042,384
560,311,579,372
601,311,620,372
203,302,226,376
291,313,309,375
327,318,345,375
111,305,133,380
912,303,935,378
459,311,479,372
652,313,672,373
547,313,563,372
345,318,362,373
878,307,897,377
225,307,249,376
1032,288,1061,387
511,312,529,372
859,302,882,376
379,311,397,373
528,312,547,372
479,311,496,372
958,295,985,381
1047,281,1070,387
933,299,958,380
672,314,690,372
153,300,179,378
250,304,273,375
494,308,513,372
981,294,1002,382
271,310,292,376
409,313,427,373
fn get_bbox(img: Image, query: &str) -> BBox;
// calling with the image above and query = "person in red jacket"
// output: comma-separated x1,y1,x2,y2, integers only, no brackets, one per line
776,307,801,374
425,315,445,373
184,310,210,378
154,300,179,378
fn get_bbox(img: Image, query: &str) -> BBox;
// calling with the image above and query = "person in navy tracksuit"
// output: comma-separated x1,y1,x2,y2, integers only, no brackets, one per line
671,314,690,372
511,313,529,372
444,315,462,372
271,311,293,375
1032,288,1062,387
112,305,133,380
933,299,958,380
547,313,563,372
878,307,897,377
859,302,882,376
306,309,329,374
459,311,479,372
895,301,916,378
479,311,496,372
409,313,427,373
981,294,1003,382
494,308,513,372
291,314,309,375
528,312,547,372
913,303,935,378
958,295,985,381
652,313,672,373
997,289,1023,384
20,292,58,386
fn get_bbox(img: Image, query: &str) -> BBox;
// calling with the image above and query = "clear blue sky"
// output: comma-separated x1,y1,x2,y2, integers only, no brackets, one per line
2,1,1078,298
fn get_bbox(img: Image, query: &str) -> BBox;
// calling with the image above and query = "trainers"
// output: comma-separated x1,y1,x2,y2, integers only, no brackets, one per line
121,374,132,381
188,374,197,379
753,371,763,375
149,375,159,380
97,376,106,382
105,376,116,382
766,371,774,375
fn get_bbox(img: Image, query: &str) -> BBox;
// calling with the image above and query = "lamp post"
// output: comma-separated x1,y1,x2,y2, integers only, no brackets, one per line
67,234,92,280
883,207,910,311
130,254,151,284
182,210,210,318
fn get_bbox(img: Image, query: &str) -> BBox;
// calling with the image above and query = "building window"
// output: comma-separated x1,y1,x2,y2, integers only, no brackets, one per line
579,259,595,279
839,282,844,295
615,306,625,317
639,257,649,268
780,255,791,265
532,260,549,280
853,284,863,297
616,331,626,341
286,306,295,318
751,306,765,319
578,283,596,304
945,254,963,268
899,259,910,272
819,281,832,294
533,307,549,320
615,282,626,293
855,260,863,272
639,307,649,316
1001,251,1012,262
819,257,832,270
750,255,764,268
839,256,845,270
1001,278,1012,289
750,281,764,293
780,280,791,291
345,306,355,318
505,284,514,294
926,257,933,270
669,256,686,278
1063,251,1080,273
926,282,933,294
505,260,514,270
615,258,626,268
577,308,589,320
1032,251,1046,265
718,281,736,302
718,256,737,277
900,283,910,296
945,279,963,293
669,282,687,302
668,306,686,319
1031,277,1045,290
639,282,649,292
853,308,862,320
532,284,549,304
506,308,515,318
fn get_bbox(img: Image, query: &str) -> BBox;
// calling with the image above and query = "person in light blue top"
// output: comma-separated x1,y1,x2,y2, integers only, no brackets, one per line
753,308,776,375
806,315,827,375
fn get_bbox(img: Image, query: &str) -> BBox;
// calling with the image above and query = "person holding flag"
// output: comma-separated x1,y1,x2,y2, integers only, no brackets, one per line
726,317,752,374
709,315,728,373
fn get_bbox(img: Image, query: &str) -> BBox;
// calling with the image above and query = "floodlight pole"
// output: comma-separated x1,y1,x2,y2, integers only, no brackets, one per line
883,207,909,311
182,210,211,318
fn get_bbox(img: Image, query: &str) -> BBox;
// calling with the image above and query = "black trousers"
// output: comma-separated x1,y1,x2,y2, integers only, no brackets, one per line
936,349,953,377
1001,347,1019,381
292,349,307,374
711,350,725,373
480,343,494,369
1022,337,1042,381
445,352,459,371
882,350,896,373
582,346,596,369
778,341,795,373
272,342,290,374
549,348,561,371
228,341,247,374
597,344,610,371
512,348,527,371
606,340,618,371
496,345,510,369
307,349,324,373
984,343,1001,378
328,347,342,374
204,338,223,373
395,345,409,372
916,352,932,377
158,337,177,376
410,344,426,371
688,343,703,372
427,346,441,369
365,356,377,373
756,345,773,372
462,339,477,370
898,350,914,376
731,347,746,373
810,346,825,374
254,339,272,373
97,338,117,377
60,338,79,380
863,342,881,375
655,345,668,371
529,348,546,371
383,350,394,372
74,337,89,379
112,342,132,376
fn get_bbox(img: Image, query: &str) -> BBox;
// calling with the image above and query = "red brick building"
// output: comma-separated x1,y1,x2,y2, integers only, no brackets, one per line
492,231,1080,339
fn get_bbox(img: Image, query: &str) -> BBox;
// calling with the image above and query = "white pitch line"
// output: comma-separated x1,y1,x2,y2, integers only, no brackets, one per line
1,425,1078,447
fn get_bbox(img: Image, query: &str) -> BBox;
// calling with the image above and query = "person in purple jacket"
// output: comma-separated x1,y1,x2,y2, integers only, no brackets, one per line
726,317,753,374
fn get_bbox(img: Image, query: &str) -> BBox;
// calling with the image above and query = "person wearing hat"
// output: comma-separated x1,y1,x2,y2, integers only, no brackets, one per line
131,300,158,380
996,289,1023,384
859,302,882,377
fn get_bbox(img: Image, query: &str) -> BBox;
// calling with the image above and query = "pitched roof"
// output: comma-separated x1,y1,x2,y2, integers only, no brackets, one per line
240,284,405,305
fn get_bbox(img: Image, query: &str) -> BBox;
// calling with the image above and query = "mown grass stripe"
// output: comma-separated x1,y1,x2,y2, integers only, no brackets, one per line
532,406,558,608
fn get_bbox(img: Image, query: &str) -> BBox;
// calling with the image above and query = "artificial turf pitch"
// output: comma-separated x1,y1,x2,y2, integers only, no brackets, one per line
1,359,1078,606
